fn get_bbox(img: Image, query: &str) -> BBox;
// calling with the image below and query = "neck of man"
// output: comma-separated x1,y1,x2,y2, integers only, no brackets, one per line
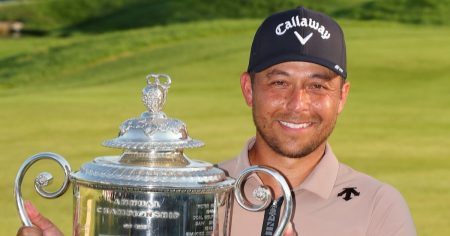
248,136,326,198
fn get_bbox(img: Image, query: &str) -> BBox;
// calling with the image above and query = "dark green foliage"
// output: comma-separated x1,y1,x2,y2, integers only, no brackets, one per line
0,0,132,31
336,0,450,25
1,0,449,34
64,0,333,33
0,0,366,33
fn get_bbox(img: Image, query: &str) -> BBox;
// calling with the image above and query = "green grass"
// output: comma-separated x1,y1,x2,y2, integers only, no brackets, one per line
1,19,450,235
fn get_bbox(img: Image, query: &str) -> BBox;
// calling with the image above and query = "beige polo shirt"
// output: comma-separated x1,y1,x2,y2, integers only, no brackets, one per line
219,137,416,236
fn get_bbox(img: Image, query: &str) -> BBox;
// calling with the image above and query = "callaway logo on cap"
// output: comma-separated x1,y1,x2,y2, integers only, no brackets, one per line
247,7,347,78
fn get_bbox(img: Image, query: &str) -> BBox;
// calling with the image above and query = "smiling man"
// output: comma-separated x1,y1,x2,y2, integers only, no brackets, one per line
219,7,416,236
17,6,416,236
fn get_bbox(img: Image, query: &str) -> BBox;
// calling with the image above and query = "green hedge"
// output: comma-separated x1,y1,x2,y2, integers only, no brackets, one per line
0,0,366,33
1,0,449,34
336,0,450,25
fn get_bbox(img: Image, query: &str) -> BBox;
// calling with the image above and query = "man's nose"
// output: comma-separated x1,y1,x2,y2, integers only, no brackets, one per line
286,88,310,112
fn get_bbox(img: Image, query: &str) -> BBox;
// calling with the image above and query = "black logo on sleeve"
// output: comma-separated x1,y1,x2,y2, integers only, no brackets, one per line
337,187,360,201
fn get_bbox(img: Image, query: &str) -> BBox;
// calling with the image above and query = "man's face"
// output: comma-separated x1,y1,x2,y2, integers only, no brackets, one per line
241,61,350,158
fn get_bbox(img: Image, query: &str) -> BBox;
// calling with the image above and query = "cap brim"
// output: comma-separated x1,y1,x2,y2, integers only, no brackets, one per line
248,54,347,79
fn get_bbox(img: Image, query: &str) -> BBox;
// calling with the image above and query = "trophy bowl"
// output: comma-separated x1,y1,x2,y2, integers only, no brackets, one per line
14,73,292,236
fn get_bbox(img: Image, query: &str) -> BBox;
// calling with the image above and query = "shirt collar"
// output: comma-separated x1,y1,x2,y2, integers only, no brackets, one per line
232,137,255,176
294,143,339,199
235,137,339,200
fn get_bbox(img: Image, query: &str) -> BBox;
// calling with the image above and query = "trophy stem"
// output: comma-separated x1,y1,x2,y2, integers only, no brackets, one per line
14,152,72,226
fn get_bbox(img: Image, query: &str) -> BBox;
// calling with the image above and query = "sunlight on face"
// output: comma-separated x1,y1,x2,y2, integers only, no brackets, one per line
245,61,349,158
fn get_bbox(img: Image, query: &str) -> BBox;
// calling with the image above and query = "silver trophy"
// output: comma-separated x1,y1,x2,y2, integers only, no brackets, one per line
15,73,293,236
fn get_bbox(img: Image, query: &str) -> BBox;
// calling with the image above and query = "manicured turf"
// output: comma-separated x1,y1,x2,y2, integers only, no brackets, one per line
1,19,449,235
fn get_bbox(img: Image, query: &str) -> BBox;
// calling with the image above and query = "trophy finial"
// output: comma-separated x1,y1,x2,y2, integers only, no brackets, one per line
104,72,204,152
143,73,172,113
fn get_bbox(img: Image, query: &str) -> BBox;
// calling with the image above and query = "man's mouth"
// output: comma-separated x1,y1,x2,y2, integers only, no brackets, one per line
279,121,312,129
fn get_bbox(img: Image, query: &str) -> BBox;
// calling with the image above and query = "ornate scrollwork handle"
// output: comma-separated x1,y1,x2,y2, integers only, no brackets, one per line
234,166,293,236
14,152,71,226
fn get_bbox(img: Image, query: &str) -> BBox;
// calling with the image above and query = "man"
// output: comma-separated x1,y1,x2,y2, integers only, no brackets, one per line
17,7,416,236
218,6,416,236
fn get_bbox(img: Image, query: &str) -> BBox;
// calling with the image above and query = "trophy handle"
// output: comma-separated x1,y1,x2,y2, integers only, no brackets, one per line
234,166,293,236
14,152,72,226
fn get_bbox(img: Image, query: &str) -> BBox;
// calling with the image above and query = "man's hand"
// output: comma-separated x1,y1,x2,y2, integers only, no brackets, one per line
283,222,297,236
16,201,63,236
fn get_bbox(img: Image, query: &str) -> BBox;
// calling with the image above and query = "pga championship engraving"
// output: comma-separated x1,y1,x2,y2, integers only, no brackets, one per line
80,191,215,235
103,198,162,209
15,73,293,236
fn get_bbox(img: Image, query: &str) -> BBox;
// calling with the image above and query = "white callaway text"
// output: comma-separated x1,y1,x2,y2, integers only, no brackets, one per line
275,15,331,39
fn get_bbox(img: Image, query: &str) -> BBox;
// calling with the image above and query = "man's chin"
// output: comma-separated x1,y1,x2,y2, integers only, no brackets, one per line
278,149,314,159
270,143,315,159
270,137,328,159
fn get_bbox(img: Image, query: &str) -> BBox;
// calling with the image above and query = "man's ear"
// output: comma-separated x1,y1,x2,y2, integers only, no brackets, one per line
338,80,350,114
240,72,253,107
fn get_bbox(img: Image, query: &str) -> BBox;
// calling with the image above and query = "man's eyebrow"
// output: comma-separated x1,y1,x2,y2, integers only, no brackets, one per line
266,69,290,77
308,72,335,81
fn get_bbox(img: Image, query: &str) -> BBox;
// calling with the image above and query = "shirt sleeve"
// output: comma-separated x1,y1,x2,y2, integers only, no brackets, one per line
367,184,417,236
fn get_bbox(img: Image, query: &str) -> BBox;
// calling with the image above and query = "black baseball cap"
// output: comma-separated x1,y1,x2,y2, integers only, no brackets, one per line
247,7,347,78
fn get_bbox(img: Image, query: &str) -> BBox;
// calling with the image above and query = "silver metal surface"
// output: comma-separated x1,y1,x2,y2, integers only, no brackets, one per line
103,73,203,152
71,155,234,189
234,165,293,236
14,152,71,226
73,185,232,236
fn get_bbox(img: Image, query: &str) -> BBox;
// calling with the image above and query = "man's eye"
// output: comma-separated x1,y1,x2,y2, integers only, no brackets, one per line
271,80,287,87
310,84,325,90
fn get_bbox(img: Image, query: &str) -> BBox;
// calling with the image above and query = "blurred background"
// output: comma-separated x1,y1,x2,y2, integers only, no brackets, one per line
1,0,449,235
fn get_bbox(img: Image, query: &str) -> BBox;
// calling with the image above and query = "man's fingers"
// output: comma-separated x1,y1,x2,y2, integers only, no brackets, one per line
24,201,63,236
25,201,53,231
16,226,43,236
283,222,297,236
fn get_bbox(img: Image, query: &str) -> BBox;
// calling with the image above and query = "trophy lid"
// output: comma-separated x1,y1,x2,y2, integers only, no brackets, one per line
70,74,234,191
103,73,204,151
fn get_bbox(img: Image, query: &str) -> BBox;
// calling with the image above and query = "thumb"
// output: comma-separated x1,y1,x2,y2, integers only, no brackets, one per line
24,201,63,236
283,222,297,236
